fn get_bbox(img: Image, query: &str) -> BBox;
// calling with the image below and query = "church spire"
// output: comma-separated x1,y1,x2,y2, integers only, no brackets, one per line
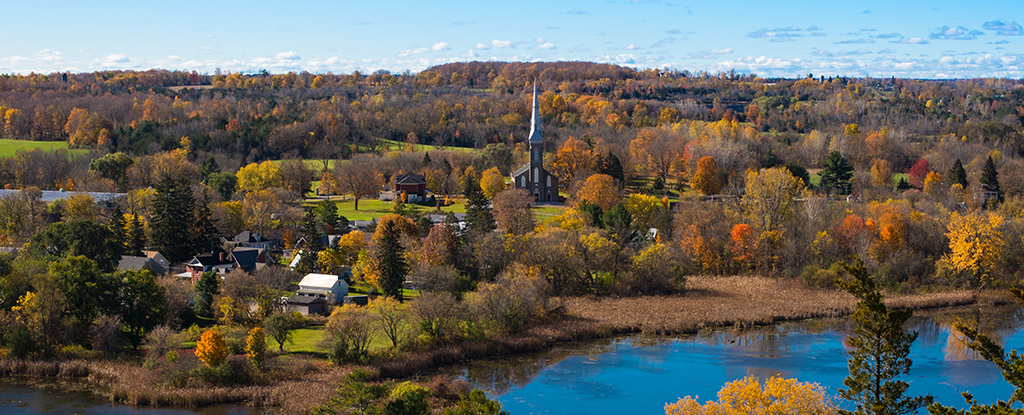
528,79,542,142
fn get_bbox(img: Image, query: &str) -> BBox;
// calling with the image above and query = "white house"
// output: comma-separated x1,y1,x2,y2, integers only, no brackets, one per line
296,273,349,304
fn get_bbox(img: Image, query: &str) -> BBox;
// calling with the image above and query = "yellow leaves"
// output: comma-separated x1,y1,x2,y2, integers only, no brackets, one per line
551,136,597,185
665,375,836,415
237,161,282,192
624,193,662,230
195,330,228,367
945,211,1004,284
545,208,585,233
480,167,506,200
574,174,620,211
691,156,721,195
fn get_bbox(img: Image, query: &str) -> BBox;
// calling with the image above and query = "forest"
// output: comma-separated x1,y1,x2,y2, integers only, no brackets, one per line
0,61,1023,413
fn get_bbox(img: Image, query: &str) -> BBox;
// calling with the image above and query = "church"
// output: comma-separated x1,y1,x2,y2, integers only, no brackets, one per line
511,83,559,202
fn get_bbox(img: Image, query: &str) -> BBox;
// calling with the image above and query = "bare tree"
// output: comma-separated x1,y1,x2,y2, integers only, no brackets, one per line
493,189,534,235
335,154,382,210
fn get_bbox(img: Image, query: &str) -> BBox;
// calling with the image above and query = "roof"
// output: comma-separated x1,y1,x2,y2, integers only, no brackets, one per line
188,254,233,267
286,295,326,305
529,81,542,142
511,163,529,177
230,248,260,269
298,273,342,289
394,173,426,185
118,255,167,275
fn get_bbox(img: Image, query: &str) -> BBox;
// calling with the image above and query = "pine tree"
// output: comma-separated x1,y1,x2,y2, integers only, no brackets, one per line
981,155,1000,191
126,206,145,256
600,153,625,186
947,158,967,188
193,270,220,317
464,173,495,236
835,258,932,415
374,218,409,300
820,151,854,195
422,151,432,167
109,204,127,256
303,208,323,252
316,200,339,233
192,189,220,253
150,177,196,263
201,155,220,181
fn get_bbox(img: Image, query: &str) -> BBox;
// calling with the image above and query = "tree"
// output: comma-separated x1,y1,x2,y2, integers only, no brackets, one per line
464,175,495,236
369,296,410,348
623,193,662,231
114,269,167,349
691,156,721,195
150,176,195,263
193,271,220,317
820,151,853,195
200,155,220,181
421,223,458,266
573,174,620,211
108,204,127,256
908,158,930,189
947,158,967,189
665,375,836,415
742,168,802,276
835,258,932,415
192,189,220,253
264,312,298,351
28,220,121,272
335,154,382,210
373,214,411,300
89,152,134,191
207,171,237,201
551,136,597,186
945,211,1004,289
630,128,682,184
598,153,626,186
480,167,506,200
242,189,281,236
493,189,535,235
195,329,228,367
315,200,340,234
785,162,811,187
125,207,146,256
323,304,375,363
280,159,315,195
236,161,282,192
246,327,267,371
981,155,1000,196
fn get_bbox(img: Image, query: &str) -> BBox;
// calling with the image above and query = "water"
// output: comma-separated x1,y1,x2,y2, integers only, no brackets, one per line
0,380,264,415
455,304,1024,415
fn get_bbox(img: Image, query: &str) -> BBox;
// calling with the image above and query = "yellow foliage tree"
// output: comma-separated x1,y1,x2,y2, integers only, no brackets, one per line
551,136,597,185
480,167,506,200
869,158,893,188
245,327,266,371
665,375,837,415
573,174,620,211
195,330,228,367
624,193,662,231
237,161,282,192
945,211,1004,288
922,171,945,196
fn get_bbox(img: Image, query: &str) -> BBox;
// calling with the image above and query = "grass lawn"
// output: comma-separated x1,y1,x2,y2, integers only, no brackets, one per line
378,139,476,153
0,139,89,158
307,197,467,222
270,325,326,355
268,159,336,172
532,205,565,217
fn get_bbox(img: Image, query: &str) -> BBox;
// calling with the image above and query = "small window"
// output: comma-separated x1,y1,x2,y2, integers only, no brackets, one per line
547,176,552,187
534,168,539,183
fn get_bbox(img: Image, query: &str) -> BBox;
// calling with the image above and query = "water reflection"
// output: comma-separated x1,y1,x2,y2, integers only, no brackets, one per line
452,304,1024,415
0,380,264,415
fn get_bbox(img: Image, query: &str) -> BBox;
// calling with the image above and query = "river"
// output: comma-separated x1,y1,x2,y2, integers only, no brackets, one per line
453,303,1024,414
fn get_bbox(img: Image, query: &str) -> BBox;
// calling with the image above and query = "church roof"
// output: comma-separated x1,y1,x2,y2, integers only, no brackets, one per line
528,80,543,142
511,163,530,177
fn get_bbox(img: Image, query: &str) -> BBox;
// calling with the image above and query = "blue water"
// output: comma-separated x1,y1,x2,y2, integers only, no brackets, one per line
458,304,1024,415
0,381,265,415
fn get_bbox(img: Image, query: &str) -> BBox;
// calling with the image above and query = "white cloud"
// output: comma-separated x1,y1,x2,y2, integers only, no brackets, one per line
397,47,429,57
626,44,638,50
432,42,450,51
491,39,513,48
535,37,544,43
537,42,556,50
475,43,490,50
276,51,301,60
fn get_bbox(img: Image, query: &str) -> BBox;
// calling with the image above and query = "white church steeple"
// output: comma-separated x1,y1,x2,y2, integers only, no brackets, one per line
528,79,542,142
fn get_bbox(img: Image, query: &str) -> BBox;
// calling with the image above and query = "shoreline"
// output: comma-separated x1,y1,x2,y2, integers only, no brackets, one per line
0,276,989,413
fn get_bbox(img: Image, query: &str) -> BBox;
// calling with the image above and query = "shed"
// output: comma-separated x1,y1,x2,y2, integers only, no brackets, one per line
284,295,327,316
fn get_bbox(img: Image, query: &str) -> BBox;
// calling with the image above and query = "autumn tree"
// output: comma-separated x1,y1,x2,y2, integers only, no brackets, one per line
89,152,134,191
835,258,932,415
237,161,282,192
493,188,535,235
665,375,837,415
945,211,1004,289
279,159,315,195
369,296,410,348
64,108,111,148
335,155,382,210
150,176,195,263
907,158,930,189
623,193,662,231
742,167,802,275
691,156,721,195
246,327,266,371
573,174,620,211
480,167,506,200
631,128,682,184
242,189,281,236
551,136,597,186
820,151,853,195
195,329,228,367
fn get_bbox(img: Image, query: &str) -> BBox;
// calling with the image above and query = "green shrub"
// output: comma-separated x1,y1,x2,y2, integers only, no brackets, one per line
386,382,431,415
800,264,841,289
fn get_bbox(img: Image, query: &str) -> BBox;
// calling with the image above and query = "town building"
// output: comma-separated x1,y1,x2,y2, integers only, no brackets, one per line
511,82,559,202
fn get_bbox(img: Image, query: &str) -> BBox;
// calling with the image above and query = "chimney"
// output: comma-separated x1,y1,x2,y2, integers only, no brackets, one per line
219,252,225,262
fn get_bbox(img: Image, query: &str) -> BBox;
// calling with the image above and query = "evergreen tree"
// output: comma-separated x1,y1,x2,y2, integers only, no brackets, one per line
126,206,146,256
784,163,811,187
303,208,324,252
109,204,127,256
464,174,495,236
374,219,409,301
201,155,220,181
600,153,625,186
895,177,910,193
192,189,220,253
820,151,854,195
981,155,1000,192
316,200,339,233
193,270,220,317
947,158,968,188
150,177,196,263
835,258,932,415
422,151,432,167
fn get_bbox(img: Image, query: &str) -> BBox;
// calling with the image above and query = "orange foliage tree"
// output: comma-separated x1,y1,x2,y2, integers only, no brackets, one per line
691,156,721,195
195,329,228,367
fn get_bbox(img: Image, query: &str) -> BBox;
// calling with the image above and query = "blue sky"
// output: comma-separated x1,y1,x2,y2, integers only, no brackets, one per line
1,0,1021,78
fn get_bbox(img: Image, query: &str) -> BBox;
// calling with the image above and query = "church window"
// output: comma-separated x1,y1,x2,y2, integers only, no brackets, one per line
533,168,539,183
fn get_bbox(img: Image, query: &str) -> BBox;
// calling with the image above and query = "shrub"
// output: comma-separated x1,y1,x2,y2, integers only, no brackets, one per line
245,327,266,371
411,292,464,342
195,330,227,368
465,263,548,334
322,304,374,364
144,326,181,362
386,382,431,415
91,314,123,353
800,264,842,289
665,375,836,415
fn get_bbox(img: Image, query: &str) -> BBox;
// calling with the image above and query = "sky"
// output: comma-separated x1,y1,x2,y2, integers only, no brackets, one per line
1,0,1021,79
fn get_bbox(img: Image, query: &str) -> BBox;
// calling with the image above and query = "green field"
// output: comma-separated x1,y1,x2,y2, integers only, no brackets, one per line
308,197,467,222
268,324,405,356
0,139,89,158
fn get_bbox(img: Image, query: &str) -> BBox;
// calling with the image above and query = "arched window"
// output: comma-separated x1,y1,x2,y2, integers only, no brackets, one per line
546,176,551,187
520,175,525,187
533,168,539,183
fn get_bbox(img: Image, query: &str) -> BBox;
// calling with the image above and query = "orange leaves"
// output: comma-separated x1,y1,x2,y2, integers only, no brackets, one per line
691,156,721,195
730,224,757,266
551,136,597,185
573,174,620,211
195,330,227,367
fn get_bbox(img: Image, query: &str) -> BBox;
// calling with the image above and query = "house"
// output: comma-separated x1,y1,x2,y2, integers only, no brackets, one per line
975,184,1000,205
117,255,168,276
296,273,349,303
222,231,272,251
511,82,559,203
284,295,327,315
183,247,273,283
393,173,427,202
143,251,170,272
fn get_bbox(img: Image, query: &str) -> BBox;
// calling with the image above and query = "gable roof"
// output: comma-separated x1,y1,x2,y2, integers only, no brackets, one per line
511,163,529,177
230,248,260,269
394,173,426,185
286,295,326,305
298,273,342,289
188,254,233,267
